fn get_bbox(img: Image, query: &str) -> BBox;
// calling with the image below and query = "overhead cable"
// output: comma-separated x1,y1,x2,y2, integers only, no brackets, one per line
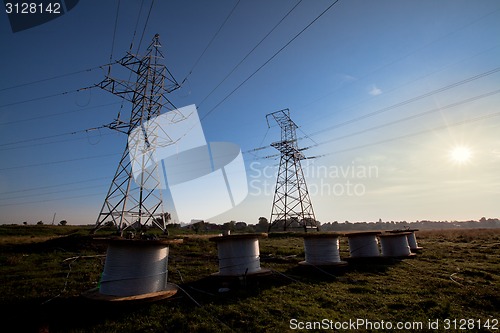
201,0,342,121
198,0,303,106
0,176,110,196
0,125,107,147
308,111,500,159
302,88,500,150
181,0,242,85
304,66,500,139
0,66,105,93
0,102,121,126
0,86,96,110
0,152,120,171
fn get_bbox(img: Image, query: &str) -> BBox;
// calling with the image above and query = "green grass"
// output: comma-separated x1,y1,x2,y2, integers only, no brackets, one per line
0,226,499,332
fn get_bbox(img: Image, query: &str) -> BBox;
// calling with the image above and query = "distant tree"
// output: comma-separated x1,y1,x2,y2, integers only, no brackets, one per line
59,220,67,226
22,221,27,225
256,217,269,232
223,221,236,232
37,221,43,225
192,221,205,234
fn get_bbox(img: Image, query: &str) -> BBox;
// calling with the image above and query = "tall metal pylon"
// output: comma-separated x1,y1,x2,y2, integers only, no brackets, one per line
266,109,318,232
93,34,181,235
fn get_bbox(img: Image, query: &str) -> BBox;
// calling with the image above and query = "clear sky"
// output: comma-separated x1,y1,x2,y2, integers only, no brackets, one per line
1,0,499,225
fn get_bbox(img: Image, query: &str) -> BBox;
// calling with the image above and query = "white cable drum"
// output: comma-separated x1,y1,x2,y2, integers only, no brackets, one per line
99,241,169,297
379,233,411,257
407,232,419,250
346,232,381,257
388,229,422,251
303,234,342,265
210,233,267,276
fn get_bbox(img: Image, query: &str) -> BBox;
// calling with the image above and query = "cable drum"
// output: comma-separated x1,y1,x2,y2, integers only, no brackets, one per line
301,233,345,265
210,233,268,276
387,229,422,251
379,233,411,257
99,240,170,297
346,232,381,258
407,232,421,251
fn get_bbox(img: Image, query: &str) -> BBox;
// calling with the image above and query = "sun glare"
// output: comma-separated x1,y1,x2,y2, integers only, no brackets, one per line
449,145,472,164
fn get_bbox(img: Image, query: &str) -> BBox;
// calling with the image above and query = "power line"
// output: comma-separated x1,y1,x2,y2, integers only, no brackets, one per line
0,125,107,147
109,0,121,64
4,88,496,188
0,183,109,201
292,5,500,129
201,0,342,120
0,176,110,196
0,101,121,126
128,0,145,51
0,86,96,110
0,66,105,93
246,66,500,153
303,66,500,139
198,0,302,106
181,0,242,84
308,111,500,159
0,131,118,152
0,152,120,171
302,88,500,151
136,0,156,54
0,192,105,207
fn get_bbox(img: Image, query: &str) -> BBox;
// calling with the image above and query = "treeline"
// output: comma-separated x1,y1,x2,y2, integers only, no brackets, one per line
319,217,500,231
176,217,500,233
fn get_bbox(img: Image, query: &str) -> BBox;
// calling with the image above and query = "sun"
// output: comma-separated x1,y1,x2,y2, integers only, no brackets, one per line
449,145,472,164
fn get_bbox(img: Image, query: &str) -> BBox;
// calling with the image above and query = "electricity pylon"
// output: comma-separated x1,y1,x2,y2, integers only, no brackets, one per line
93,34,181,235
266,109,318,232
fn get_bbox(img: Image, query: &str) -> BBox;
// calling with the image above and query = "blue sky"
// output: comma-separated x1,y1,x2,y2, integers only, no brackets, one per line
1,0,500,225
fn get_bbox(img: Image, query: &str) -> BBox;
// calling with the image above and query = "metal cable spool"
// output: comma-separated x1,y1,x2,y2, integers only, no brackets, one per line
86,238,181,300
210,233,269,276
387,229,423,251
379,233,412,257
345,232,381,258
301,233,346,266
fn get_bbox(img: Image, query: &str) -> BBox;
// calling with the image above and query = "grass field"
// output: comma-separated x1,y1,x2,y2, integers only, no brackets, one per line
0,225,499,332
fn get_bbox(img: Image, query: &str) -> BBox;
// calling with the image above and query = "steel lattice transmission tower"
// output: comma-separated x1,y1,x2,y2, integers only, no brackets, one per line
93,34,182,234
266,109,318,232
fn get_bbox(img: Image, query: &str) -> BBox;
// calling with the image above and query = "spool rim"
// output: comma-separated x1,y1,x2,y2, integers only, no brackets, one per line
387,229,419,233
380,252,417,258
82,283,178,302
298,260,348,267
344,231,382,237
378,232,412,237
211,267,272,277
92,237,183,246
301,232,342,239
209,233,268,242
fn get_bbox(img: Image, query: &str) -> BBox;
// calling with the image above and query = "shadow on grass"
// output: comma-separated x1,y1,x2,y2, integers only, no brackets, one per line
0,233,108,254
